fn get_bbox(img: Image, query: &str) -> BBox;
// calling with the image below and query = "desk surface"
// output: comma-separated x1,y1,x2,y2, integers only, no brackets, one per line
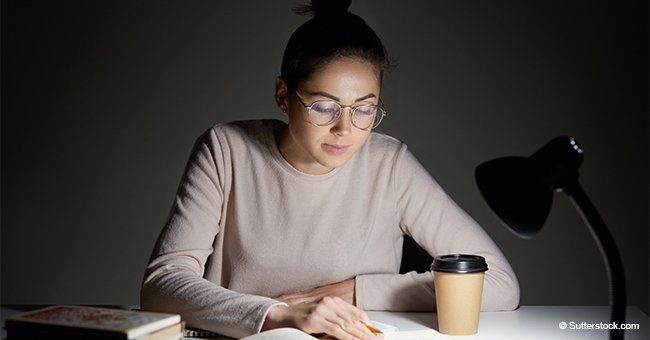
368,306,648,340
2,305,648,339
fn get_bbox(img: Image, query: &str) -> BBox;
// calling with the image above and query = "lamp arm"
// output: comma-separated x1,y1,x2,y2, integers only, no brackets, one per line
564,181,626,340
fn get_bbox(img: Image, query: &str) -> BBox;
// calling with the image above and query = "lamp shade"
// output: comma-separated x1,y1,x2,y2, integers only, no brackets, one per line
475,157,551,239
475,137,583,239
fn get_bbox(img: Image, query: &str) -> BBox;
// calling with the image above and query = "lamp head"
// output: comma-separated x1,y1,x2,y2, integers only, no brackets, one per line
475,137,584,239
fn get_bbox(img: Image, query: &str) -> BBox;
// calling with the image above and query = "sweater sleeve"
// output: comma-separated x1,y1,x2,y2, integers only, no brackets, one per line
355,146,520,312
140,129,286,338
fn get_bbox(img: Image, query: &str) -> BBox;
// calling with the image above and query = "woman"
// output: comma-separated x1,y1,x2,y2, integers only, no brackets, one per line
141,1,520,339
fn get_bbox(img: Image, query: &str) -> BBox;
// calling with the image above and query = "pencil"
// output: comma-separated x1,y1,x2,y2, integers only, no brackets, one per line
362,322,383,334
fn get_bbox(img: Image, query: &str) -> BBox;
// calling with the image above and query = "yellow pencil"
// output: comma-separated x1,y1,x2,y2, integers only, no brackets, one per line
362,322,383,334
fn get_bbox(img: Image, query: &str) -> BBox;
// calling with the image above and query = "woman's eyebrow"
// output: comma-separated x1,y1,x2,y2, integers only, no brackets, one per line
306,91,377,102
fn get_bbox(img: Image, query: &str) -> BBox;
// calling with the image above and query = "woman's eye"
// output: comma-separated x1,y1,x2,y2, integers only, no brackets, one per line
355,106,377,116
313,102,339,114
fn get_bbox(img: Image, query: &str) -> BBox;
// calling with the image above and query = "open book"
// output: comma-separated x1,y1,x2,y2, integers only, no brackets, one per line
241,327,444,340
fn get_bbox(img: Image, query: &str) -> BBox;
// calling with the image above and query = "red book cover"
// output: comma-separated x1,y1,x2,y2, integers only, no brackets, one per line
5,305,182,339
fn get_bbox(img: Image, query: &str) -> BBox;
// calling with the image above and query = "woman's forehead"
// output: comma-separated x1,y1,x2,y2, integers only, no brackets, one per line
299,58,381,99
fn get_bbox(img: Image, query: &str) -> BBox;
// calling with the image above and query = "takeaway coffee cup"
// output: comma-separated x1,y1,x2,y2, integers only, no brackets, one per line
431,254,488,335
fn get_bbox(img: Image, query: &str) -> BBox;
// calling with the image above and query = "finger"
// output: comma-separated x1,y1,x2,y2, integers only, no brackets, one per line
320,298,376,339
335,301,378,338
306,299,355,339
328,296,372,324
343,319,378,339
301,297,374,339
324,320,360,340
360,321,384,335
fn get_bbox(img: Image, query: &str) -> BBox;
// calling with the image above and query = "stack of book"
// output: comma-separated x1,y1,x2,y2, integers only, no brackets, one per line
5,305,183,339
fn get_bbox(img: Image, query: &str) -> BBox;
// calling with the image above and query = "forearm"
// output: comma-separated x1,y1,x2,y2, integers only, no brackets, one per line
355,264,519,312
275,279,356,306
141,262,285,338
355,272,436,311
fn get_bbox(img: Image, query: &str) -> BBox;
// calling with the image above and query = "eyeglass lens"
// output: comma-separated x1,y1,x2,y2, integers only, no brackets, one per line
309,101,383,129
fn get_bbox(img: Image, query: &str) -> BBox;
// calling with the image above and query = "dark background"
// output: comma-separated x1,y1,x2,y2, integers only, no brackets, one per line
2,0,648,315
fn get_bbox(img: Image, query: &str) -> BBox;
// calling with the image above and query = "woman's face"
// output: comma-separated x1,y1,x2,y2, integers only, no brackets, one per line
276,58,381,175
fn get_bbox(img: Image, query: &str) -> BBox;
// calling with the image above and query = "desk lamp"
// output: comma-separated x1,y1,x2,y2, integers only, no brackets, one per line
475,136,626,340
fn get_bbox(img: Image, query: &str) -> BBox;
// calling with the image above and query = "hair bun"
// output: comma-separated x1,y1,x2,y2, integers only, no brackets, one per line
294,0,352,18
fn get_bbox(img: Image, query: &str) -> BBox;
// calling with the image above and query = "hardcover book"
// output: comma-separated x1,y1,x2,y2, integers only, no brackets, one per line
5,305,183,340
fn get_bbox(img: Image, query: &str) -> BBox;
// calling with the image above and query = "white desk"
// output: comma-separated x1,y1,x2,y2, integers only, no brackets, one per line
2,305,648,339
367,306,648,340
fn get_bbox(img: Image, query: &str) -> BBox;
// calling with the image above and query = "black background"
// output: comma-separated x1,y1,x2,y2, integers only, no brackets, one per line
2,0,648,314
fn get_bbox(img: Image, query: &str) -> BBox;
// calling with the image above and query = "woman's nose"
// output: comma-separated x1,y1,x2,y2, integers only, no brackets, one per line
330,108,353,136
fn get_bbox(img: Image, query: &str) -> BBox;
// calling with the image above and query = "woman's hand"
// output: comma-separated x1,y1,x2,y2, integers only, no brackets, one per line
262,296,382,340
275,279,356,306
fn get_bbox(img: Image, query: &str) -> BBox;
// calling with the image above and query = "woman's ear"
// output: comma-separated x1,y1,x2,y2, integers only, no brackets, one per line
275,76,289,114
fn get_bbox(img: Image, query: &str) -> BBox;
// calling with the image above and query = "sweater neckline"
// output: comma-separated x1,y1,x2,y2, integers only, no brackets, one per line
266,120,342,181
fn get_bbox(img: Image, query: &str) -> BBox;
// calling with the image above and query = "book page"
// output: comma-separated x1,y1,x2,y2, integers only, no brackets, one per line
240,327,316,340
384,329,445,339
240,327,444,340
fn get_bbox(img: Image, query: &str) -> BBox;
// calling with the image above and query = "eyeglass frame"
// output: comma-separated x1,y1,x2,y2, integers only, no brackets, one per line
293,90,388,131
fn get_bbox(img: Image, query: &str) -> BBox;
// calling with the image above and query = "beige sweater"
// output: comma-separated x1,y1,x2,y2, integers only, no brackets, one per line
141,119,519,338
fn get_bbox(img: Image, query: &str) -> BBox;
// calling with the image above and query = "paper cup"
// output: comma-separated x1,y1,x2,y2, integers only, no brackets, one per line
431,254,488,335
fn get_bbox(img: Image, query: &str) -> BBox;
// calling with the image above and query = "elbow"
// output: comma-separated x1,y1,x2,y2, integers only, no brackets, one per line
481,286,520,311
482,270,520,311
139,260,175,312
140,279,158,312
500,282,520,311
139,269,171,313
503,270,521,311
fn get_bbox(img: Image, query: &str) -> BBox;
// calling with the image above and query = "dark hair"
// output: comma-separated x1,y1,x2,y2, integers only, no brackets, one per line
280,0,390,91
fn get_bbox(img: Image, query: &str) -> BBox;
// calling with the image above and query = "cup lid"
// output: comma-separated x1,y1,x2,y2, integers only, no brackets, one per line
431,254,488,273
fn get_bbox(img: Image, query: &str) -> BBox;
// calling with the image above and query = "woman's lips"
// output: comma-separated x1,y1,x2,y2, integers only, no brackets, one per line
322,143,350,155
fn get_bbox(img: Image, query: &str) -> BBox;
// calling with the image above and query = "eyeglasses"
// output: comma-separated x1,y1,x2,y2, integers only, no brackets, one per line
294,90,387,131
